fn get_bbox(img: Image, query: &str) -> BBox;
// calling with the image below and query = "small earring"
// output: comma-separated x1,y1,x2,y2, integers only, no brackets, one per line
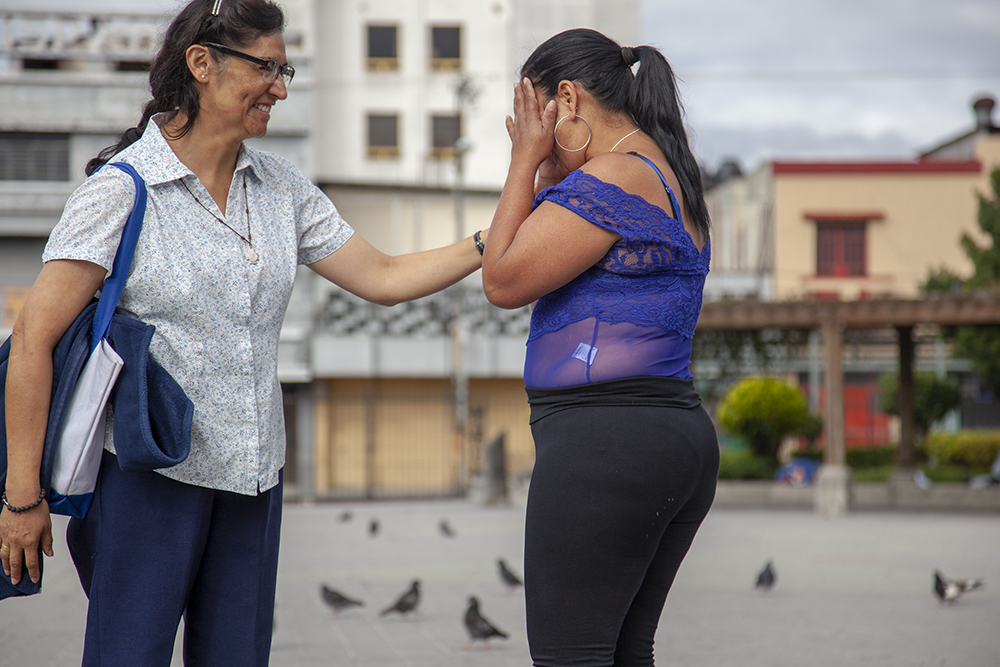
554,115,592,153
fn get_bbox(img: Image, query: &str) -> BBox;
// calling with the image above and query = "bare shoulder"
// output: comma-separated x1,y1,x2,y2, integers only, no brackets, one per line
580,152,654,187
580,151,705,248
582,152,684,216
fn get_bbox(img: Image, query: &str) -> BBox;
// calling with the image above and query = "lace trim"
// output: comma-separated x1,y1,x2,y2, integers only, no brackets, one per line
534,170,710,275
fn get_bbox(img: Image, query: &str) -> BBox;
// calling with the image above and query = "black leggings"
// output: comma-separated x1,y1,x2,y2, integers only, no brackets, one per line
524,378,719,667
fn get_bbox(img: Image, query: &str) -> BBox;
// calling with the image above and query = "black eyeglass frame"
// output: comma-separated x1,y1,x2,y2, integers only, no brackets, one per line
202,42,295,86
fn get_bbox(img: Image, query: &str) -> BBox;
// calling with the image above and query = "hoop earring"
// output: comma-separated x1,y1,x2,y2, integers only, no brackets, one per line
554,115,592,153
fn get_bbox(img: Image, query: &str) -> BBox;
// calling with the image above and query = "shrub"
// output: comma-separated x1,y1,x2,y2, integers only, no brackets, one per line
796,446,901,469
717,377,819,465
924,430,1000,469
717,450,778,480
846,446,898,468
877,371,960,439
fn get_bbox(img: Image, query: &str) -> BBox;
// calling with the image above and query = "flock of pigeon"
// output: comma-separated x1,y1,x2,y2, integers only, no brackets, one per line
754,560,985,605
320,511,987,646
319,512,517,648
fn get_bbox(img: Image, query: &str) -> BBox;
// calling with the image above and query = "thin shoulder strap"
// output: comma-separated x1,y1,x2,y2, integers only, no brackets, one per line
90,162,147,351
626,152,682,222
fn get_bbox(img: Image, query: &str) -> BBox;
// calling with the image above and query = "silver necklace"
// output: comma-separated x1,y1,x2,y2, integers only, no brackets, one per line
610,127,641,153
181,171,259,264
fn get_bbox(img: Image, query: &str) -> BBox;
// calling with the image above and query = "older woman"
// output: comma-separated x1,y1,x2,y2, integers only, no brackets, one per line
482,29,719,666
0,1,484,664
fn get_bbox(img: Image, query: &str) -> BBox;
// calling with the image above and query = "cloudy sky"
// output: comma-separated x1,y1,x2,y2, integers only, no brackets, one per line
641,0,1000,171
8,0,999,172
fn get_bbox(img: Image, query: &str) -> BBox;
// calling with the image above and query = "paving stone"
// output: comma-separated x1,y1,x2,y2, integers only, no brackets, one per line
1,485,998,666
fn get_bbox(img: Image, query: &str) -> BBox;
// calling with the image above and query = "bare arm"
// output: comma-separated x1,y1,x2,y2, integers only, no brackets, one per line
1,259,105,584
308,232,484,306
482,79,619,309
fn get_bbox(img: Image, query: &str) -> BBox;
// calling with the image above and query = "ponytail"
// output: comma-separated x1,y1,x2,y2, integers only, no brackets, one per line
626,46,709,238
521,29,710,238
85,0,285,176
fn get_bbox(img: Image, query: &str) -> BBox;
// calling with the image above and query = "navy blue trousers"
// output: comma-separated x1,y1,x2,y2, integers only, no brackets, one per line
67,450,282,667
524,381,719,667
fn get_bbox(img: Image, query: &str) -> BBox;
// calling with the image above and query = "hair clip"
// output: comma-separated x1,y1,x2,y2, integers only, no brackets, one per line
211,0,223,15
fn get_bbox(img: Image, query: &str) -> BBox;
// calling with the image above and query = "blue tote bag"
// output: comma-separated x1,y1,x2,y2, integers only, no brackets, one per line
1,162,193,598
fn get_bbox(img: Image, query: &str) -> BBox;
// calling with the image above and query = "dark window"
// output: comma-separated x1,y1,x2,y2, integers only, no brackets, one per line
367,114,399,158
0,132,70,181
816,222,866,277
430,26,461,70
22,58,59,70
431,115,461,158
367,25,398,70
114,60,151,72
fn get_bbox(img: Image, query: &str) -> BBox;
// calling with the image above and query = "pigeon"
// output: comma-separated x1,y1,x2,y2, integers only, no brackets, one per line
369,518,379,536
320,585,364,613
338,510,353,523
440,519,455,538
934,570,985,604
464,596,508,647
497,558,523,591
381,580,421,616
755,561,776,591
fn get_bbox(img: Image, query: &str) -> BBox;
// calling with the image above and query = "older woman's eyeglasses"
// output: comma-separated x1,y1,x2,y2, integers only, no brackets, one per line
203,42,295,86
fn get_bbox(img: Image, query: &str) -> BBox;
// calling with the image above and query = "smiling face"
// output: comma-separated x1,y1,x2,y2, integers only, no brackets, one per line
200,32,289,141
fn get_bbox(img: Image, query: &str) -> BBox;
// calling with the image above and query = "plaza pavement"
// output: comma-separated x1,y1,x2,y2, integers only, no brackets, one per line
1,482,999,667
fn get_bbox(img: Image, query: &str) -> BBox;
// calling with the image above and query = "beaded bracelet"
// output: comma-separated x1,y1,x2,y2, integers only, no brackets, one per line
1,489,47,513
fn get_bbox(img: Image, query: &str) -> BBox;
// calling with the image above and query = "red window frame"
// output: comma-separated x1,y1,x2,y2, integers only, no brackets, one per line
816,222,866,277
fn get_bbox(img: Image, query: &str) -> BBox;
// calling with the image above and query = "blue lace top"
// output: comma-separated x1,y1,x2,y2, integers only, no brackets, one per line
524,157,710,388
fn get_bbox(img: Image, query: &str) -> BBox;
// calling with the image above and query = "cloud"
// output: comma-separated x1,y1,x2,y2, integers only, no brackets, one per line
641,0,1000,170
690,123,914,172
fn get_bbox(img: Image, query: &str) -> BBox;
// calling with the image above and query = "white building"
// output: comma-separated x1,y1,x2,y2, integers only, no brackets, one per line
0,1,638,497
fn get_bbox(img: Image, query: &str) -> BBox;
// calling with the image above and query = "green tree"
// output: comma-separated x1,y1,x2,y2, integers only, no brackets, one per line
877,371,961,441
925,169,1000,392
717,377,819,465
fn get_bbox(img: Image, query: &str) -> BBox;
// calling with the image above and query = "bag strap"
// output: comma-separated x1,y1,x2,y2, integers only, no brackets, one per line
90,162,147,352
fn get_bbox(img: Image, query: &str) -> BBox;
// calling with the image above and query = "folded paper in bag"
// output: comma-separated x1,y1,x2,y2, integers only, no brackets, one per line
49,338,123,517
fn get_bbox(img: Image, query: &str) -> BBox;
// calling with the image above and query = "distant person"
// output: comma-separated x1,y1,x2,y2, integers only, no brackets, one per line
482,28,719,665
0,1,485,664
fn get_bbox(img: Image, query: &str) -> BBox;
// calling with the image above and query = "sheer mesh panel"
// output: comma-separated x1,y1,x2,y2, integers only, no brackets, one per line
525,168,709,388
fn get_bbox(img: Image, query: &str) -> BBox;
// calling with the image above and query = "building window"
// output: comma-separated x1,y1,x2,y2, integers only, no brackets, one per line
114,60,151,72
367,114,400,158
816,222,866,277
431,115,461,159
22,58,60,70
367,25,398,70
0,132,70,181
430,26,461,71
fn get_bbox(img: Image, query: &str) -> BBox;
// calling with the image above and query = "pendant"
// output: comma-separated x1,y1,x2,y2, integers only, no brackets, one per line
245,246,259,264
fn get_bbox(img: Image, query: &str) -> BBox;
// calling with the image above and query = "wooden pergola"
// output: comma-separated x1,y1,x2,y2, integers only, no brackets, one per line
696,293,1000,468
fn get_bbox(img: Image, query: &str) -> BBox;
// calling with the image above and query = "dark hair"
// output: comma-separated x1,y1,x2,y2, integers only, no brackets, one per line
86,0,285,176
521,29,710,237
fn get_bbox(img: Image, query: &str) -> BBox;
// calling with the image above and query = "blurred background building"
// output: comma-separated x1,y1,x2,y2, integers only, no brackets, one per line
0,0,638,499
702,96,1000,444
